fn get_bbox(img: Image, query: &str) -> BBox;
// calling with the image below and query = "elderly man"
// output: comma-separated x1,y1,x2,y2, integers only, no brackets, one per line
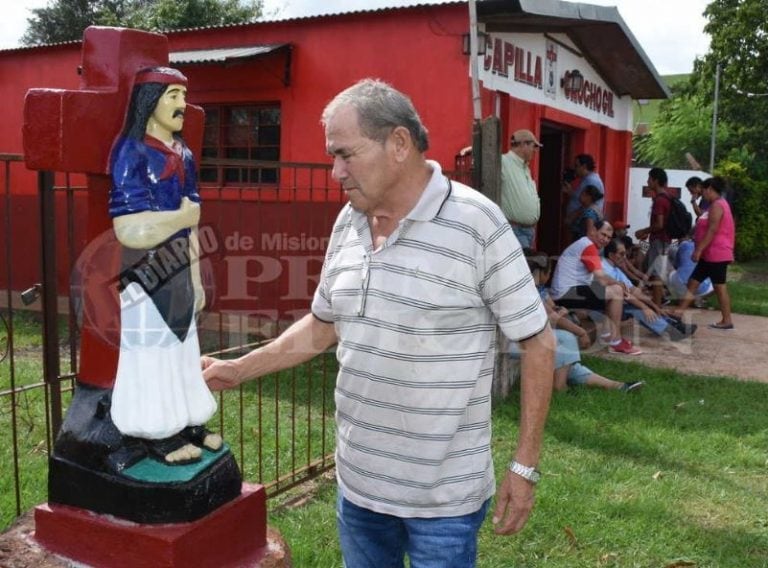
202,79,554,567
500,129,542,247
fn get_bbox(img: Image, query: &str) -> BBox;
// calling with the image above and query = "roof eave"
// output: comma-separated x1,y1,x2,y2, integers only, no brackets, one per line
478,0,670,100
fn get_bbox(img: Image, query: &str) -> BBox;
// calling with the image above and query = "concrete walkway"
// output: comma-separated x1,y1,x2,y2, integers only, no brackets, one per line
599,308,767,383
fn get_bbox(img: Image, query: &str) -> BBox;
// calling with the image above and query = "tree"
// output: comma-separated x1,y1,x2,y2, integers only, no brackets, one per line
124,0,261,31
636,0,768,259
634,89,729,170
21,0,262,46
636,0,768,177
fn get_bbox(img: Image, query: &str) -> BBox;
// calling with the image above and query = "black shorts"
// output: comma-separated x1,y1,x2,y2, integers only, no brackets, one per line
690,259,730,285
554,281,607,311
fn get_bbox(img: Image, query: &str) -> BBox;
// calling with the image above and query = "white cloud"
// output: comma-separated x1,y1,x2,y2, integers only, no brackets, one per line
0,0,48,50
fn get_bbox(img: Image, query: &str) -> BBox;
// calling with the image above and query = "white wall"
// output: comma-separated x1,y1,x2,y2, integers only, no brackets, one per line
625,168,711,233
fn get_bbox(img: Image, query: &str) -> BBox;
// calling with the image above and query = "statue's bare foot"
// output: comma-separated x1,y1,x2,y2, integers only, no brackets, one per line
202,432,223,451
146,435,202,465
181,425,223,452
164,443,202,464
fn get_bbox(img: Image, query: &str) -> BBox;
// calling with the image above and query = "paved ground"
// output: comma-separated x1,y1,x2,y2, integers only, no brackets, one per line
598,307,767,383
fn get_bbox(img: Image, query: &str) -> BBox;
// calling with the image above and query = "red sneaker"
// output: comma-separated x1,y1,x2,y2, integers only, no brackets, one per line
609,338,643,355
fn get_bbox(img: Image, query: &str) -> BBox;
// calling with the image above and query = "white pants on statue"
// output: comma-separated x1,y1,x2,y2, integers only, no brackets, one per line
111,282,217,440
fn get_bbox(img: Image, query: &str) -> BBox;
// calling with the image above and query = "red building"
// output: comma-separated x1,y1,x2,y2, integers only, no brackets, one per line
0,0,667,306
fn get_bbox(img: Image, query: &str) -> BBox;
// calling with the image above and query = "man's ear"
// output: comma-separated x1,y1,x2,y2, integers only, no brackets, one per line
389,126,413,162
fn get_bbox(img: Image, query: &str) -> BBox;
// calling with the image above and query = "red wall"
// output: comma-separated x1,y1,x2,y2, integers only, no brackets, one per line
1,5,636,300
168,6,477,168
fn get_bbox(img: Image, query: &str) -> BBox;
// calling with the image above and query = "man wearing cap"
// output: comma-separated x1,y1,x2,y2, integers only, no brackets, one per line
108,66,221,465
500,129,541,247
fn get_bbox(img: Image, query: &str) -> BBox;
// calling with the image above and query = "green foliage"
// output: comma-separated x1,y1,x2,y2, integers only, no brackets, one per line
716,161,768,260
123,0,261,32
634,89,729,169
693,0,768,177
21,0,262,46
635,1,768,260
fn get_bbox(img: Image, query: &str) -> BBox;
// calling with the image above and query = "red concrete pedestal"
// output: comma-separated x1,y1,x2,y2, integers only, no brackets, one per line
34,483,270,568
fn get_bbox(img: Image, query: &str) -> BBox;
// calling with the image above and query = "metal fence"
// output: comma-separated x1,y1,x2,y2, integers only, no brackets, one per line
0,154,474,530
0,156,345,529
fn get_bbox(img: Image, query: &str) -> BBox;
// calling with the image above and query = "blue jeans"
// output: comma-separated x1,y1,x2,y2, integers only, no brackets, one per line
511,224,535,248
337,493,490,568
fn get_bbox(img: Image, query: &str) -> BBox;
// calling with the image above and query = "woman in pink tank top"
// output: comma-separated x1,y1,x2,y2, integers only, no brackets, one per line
676,177,735,329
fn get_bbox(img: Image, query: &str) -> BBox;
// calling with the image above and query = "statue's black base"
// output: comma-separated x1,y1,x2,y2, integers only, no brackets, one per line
49,450,242,524
48,380,241,524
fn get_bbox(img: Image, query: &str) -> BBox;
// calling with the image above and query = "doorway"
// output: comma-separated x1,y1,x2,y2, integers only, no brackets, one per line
536,124,571,256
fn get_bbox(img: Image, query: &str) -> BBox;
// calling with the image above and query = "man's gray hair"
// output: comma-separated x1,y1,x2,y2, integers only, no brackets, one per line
321,78,429,152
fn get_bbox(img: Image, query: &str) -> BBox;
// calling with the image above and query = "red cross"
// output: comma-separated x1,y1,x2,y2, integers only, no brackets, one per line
546,43,557,63
22,26,204,388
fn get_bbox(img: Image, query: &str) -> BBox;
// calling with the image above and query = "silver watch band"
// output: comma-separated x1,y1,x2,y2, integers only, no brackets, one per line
508,460,541,484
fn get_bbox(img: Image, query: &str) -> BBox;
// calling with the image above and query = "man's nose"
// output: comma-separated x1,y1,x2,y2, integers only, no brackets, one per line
331,157,347,181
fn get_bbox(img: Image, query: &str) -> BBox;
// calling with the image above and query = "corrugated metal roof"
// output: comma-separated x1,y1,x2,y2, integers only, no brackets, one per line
1,1,667,100
169,44,289,64
254,0,464,23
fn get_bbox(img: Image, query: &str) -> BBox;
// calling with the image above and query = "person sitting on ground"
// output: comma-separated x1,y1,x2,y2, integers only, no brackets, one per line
511,250,645,393
549,220,642,355
665,229,714,306
566,184,603,241
602,239,697,341
612,220,648,286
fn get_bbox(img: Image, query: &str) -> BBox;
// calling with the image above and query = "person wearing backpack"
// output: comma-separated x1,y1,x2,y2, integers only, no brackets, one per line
635,167,674,307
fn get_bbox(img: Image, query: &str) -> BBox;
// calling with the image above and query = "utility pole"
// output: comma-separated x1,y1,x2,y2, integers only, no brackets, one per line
468,0,482,121
709,62,721,173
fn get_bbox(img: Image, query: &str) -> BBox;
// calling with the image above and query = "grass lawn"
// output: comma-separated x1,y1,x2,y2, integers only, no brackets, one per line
726,260,768,316
2,260,767,565
269,361,768,567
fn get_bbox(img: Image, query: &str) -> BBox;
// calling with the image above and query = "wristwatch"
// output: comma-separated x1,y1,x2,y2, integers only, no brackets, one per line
508,460,541,484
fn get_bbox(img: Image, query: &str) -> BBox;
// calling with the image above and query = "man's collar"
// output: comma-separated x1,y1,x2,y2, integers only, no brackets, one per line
404,160,450,222
507,149,528,166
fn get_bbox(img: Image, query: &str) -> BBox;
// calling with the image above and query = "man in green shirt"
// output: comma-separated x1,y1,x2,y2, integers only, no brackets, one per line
500,129,541,247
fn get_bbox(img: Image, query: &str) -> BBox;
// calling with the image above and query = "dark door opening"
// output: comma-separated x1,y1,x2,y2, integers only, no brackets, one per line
536,124,571,256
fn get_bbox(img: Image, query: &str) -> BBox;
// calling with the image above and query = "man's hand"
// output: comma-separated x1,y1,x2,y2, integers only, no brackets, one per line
201,356,244,391
577,332,591,350
492,470,536,535
642,306,658,322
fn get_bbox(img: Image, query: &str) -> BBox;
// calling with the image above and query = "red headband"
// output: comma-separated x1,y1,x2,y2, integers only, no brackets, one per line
134,67,188,86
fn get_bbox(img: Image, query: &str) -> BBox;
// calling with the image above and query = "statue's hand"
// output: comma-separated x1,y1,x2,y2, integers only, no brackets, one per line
180,197,201,228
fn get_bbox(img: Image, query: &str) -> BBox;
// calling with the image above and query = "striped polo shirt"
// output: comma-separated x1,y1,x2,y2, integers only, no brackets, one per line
311,161,548,518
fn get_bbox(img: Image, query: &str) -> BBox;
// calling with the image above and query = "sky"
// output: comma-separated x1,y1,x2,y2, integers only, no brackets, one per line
1,0,711,76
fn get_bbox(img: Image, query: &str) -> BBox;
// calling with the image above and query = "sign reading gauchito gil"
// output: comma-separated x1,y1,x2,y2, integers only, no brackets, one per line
482,34,615,119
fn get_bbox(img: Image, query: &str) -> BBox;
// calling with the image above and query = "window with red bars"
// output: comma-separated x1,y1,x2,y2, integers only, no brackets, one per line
200,104,281,185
